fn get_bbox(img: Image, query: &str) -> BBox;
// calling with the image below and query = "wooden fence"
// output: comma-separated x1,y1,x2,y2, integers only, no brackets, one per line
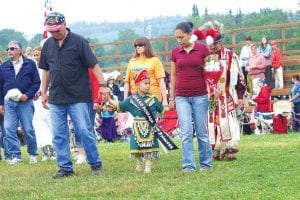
1,21,300,74
88,21,300,73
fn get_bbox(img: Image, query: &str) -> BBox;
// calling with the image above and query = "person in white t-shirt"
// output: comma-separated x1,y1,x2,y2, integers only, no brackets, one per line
239,35,253,90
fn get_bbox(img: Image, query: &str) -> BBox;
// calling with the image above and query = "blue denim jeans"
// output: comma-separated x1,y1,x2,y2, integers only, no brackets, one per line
0,114,7,160
3,99,37,160
175,95,212,170
74,102,96,148
49,102,101,171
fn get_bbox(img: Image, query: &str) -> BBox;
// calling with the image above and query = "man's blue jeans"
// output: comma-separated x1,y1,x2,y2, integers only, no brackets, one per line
4,99,37,159
175,95,212,170
74,102,96,148
49,102,101,171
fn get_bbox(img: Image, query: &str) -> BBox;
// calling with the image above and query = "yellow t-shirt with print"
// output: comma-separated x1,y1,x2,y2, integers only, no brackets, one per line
125,57,165,101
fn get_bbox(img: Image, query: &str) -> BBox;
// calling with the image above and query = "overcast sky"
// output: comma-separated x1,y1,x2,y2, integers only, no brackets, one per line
0,0,298,38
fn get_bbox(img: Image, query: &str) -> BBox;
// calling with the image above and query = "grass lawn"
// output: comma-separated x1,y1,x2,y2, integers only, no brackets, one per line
0,133,299,200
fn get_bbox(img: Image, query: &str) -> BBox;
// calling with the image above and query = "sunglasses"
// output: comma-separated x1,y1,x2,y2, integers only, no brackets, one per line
6,47,19,51
134,43,145,48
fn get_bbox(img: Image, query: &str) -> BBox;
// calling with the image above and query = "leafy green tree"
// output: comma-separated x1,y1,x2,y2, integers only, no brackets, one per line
0,29,27,51
117,29,139,64
235,9,242,25
192,4,199,17
28,33,43,48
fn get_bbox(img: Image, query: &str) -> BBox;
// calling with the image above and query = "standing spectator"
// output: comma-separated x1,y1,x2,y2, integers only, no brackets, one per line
0,58,6,161
32,46,56,161
124,37,168,106
169,21,212,171
289,75,300,131
118,75,125,101
24,46,34,60
107,76,121,101
258,36,273,88
0,114,7,161
271,40,284,89
239,35,253,90
198,20,246,160
0,41,40,165
39,12,108,178
247,45,266,96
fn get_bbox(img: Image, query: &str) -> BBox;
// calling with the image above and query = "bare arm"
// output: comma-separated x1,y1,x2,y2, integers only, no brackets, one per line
124,82,130,99
158,78,168,106
91,64,109,101
169,61,177,110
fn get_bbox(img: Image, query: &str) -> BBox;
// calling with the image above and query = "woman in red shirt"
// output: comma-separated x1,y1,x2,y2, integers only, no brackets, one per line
169,21,212,172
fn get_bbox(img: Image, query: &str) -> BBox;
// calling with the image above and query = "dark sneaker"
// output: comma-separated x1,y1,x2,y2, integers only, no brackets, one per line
52,169,74,179
91,165,102,175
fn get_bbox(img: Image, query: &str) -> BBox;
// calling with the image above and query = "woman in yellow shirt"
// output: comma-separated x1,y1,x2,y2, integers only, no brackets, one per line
124,37,168,106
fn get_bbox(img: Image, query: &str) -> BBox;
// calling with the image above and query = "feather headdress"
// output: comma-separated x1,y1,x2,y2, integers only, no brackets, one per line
199,20,224,45
190,29,205,42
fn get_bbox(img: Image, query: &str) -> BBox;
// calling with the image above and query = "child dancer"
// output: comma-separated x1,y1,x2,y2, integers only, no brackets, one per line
109,69,167,173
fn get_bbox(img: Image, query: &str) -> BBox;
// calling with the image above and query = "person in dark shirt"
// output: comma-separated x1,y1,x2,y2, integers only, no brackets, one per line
39,12,108,178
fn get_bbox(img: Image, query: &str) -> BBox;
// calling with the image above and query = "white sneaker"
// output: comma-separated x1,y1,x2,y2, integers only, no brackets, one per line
7,157,23,165
41,155,48,161
254,128,261,135
76,155,86,164
29,155,38,164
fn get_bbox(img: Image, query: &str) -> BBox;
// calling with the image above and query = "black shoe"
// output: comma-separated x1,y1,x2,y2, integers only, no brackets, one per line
53,169,74,179
91,165,102,175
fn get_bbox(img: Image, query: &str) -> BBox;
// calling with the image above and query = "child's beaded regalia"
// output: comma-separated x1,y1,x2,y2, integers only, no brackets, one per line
193,21,246,160
113,69,169,173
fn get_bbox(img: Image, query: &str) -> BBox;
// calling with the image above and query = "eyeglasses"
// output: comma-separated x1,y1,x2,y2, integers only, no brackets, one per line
6,47,19,51
134,43,145,48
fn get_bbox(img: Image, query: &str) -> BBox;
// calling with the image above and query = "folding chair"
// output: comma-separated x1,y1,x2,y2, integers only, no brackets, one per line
272,100,293,133
158,110,180,138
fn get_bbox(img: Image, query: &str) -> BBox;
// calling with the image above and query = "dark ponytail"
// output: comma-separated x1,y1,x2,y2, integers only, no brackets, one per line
175,21,193,33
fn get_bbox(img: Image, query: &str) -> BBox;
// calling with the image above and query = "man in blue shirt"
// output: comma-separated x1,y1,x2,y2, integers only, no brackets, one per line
0,41,40,165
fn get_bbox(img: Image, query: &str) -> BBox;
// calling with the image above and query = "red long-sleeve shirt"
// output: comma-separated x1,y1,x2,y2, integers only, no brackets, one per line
88,68,102,104
271,47,282,68
253,86,272,112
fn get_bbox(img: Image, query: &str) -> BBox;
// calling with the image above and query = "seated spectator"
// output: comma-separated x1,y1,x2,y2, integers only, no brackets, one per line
253,79,272,113
100,88,118,143
253,79,272,134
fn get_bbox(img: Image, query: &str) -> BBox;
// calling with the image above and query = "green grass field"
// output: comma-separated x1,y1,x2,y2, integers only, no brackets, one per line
0,133,299,200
